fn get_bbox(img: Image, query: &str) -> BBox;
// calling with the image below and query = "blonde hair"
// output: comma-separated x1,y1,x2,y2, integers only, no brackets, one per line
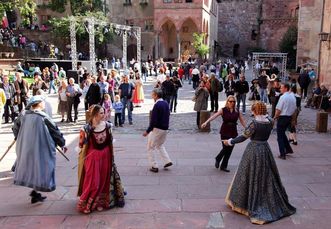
104,94,110,99
225,95,236,108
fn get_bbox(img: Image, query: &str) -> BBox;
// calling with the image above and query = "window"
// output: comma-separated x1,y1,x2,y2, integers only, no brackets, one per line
185,0,193,2
163,0,172,3
125,19,134,26
124,0,132,6
174,0,183,2
145,20,154,31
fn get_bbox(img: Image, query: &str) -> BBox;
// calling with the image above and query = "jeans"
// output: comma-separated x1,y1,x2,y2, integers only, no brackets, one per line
142,72,147,82
170,93,177,112
164,95,171,107
49,80,57,94
4,99,15,123
121,97,133,124
277,116,293,156
259,88,268,103
17,94,28,112
215,141,235,169
114,113,122,126
210,91,219,112
67,97,78,121
236,93,246,113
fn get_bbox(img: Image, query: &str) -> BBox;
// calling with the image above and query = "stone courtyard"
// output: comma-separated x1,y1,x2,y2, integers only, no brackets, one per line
0,74,330,228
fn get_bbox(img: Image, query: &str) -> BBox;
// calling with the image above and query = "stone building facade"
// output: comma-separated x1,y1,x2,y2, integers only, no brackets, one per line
296,0,331,87
318,0,331,87
108,0,219,62
259,0,299,52
217,0,261,58
218,0,299,58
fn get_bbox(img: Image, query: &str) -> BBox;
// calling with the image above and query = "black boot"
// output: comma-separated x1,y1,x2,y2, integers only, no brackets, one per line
30,190,47,204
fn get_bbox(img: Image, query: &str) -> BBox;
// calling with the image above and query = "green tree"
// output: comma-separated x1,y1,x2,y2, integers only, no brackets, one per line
50,11,112,42
192,33,210,60
0,0,36,24
279,25,298,69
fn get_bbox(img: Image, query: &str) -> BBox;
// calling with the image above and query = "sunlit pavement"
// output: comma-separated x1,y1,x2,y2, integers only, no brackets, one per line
0,74,330,228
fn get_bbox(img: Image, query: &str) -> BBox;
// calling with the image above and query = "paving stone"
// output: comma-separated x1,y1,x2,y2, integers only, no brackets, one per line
0,72,330,228
306,183,331,197
178,184,228,199
182,199,230,212
124,185,178,200
2,215,66,229
62,215,90,228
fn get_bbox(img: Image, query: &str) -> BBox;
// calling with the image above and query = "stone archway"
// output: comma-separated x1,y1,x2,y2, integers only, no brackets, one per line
159,20,177,61
179,18,199,62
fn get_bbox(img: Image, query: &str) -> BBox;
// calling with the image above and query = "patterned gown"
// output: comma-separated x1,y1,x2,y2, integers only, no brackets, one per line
77,123,125,213
225,119,296,224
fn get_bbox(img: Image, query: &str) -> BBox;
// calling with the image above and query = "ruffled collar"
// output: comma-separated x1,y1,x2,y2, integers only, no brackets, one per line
255,115,269,122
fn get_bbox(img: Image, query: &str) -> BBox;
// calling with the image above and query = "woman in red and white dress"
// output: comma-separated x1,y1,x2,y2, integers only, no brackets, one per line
77,105,125,214
132,73,144,107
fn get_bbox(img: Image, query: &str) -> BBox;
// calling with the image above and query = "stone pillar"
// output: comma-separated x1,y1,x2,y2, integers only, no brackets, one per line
123,31,128,70
154,32,159,60
177,31,181,63
199,110,211,132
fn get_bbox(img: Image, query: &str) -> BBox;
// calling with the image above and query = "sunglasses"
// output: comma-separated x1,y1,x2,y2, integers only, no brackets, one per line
228,101,235,103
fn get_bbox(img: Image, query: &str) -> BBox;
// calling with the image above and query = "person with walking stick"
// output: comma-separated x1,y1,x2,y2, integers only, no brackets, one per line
12,95,66,204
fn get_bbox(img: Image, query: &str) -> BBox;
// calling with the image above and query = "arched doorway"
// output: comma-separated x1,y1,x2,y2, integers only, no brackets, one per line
159,20,177,61
180,18,199,62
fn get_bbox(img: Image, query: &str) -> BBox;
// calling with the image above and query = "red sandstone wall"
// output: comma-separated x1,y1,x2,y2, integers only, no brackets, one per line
319,0,331,87
259,0,299,51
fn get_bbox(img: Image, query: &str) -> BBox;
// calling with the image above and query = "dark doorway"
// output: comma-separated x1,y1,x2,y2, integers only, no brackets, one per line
233,44,240,57
127,44,137,62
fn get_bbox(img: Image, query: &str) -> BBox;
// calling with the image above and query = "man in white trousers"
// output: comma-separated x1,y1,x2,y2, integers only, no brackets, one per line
143,88,173,173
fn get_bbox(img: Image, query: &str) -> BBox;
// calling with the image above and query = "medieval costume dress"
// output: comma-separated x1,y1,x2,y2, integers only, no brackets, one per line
225,117,296,224
132,78,144,107
13,108,65,194
77,122,125,214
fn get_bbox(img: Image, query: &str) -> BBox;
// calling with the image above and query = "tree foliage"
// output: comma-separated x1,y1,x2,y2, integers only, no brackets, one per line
0,0,36,24
50,11,113,44
279,25,298,69
192,33,210,59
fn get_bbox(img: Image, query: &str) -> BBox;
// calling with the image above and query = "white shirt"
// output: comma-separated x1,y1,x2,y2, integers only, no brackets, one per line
276,92,296,116
157,73,166,83
192,68,200,75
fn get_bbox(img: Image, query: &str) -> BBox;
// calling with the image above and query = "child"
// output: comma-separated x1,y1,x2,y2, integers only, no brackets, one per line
102,94,112,123
113,95,123,127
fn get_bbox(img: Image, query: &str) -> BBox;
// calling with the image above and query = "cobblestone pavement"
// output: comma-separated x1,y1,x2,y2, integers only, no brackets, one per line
0,72,330,228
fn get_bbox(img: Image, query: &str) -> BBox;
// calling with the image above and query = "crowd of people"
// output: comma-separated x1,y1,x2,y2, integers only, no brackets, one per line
1,58,331,225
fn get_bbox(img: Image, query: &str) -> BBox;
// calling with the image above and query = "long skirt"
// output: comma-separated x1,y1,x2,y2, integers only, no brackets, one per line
77,146,111,213
225,141,296,224
132,85,144,106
